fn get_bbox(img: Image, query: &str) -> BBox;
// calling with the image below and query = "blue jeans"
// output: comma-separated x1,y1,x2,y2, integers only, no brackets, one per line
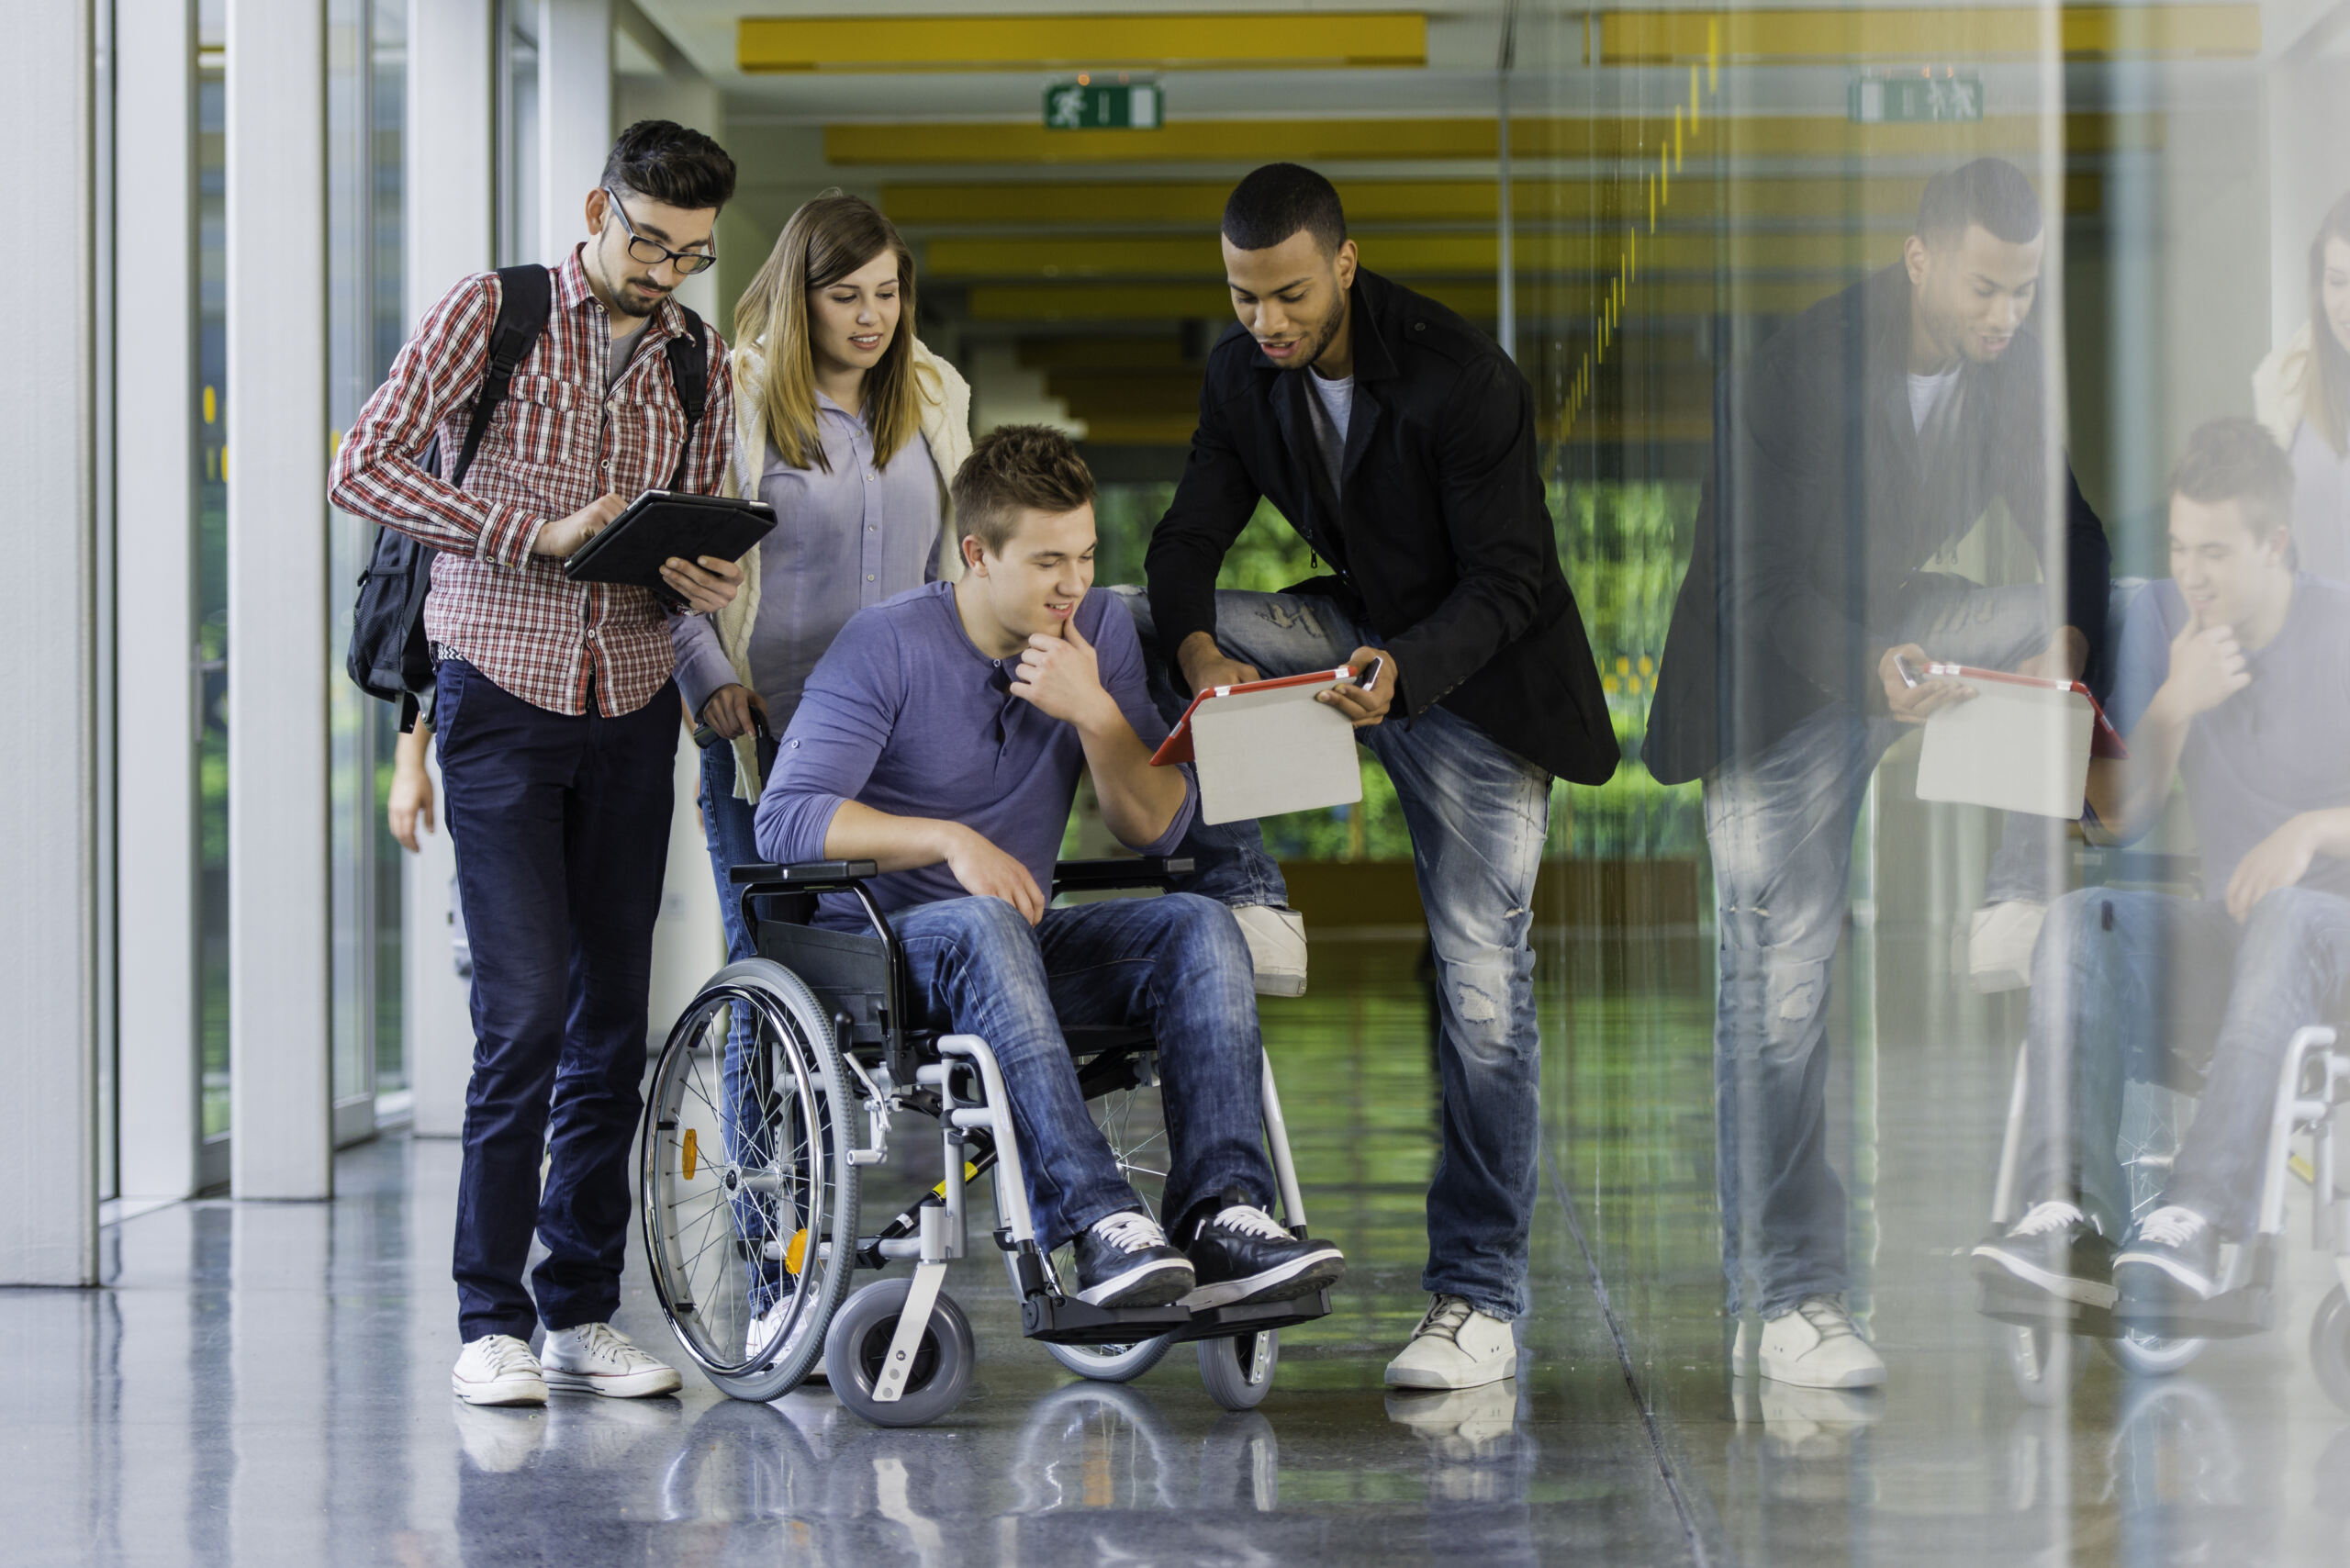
1706,582,2062,1316
1112,587,1550,1318
434,660,678,1342
890,893,1278,1252
2019,885,2350,1239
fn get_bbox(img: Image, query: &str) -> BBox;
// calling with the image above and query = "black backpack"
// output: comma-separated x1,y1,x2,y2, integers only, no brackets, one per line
344,263,711,728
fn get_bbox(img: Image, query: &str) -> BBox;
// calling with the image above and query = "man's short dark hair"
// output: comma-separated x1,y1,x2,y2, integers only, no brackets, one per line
1222,162,1348,254
1916,158,2042,247
601,119,735,211
2171,417,2297,542
953,425,1096,554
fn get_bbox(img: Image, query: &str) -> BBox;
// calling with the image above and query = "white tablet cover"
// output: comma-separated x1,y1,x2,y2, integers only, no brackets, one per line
1187,682,1363,825
1915,677,2096,819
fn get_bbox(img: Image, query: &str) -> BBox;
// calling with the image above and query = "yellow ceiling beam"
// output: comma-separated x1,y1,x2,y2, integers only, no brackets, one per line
739,12,1426,73
967,276,1839,321
925,230,1877,280
1596,6,2259,64
829,111,2160,165
886,174,2104,226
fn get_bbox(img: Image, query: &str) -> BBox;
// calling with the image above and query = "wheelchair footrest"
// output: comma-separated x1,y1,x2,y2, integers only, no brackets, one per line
1021,1289,1332,1348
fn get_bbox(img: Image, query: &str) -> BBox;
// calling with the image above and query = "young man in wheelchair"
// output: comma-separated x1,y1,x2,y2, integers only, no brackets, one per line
754,423,1347,1312
1974,418,2350,1322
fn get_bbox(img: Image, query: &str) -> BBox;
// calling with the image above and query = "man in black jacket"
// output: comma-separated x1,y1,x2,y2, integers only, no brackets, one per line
1136,163,1617,1392
1645,159,2114,1389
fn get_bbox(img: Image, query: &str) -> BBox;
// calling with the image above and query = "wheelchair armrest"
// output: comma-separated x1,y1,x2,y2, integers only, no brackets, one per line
1050,856,1194,895
727,859,879,890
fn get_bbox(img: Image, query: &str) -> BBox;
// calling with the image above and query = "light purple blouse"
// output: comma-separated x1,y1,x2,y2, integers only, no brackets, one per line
671,393,942,722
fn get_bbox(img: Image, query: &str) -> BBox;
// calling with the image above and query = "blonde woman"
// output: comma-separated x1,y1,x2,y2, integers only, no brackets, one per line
669,193,968,1355
2255,189,2350,579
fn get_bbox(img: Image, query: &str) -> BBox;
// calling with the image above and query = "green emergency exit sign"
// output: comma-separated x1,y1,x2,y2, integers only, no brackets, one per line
1849,73,1983,124
1044,80,1162,130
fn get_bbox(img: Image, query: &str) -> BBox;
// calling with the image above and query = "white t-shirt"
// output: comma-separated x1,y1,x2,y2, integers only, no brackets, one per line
1907,364,1961,433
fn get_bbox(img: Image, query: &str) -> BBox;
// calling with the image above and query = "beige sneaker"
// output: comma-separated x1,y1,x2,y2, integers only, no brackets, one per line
1968,901,2046,992
1383,1295,1517,1390
541,1322,683,1398
1232,904,1308,997
452,1333,548,1407
1738,1297,1886,1389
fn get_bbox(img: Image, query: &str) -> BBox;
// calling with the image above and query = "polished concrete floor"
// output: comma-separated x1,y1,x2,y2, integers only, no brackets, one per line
10,927,2350,1566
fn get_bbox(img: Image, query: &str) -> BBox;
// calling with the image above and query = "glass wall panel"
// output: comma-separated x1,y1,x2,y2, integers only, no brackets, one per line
371,0,408,1097
195,37,228,1151
498,1,538,267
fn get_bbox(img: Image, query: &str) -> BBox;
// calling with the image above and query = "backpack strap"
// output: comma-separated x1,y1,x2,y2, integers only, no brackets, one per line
448,263,554,488
663,305,710,491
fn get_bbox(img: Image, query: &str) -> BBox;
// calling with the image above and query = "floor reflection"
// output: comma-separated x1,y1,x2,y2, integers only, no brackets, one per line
10,932,2350,1564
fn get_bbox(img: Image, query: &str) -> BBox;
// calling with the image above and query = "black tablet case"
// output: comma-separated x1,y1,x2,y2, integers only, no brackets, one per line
562,491,777,589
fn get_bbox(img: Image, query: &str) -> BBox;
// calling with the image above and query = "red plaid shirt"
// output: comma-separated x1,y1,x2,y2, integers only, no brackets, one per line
329,245,734,716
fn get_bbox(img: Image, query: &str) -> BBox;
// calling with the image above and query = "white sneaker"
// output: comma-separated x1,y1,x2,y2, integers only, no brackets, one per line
747,1301,826,1384
1232,904,1308,997
452,1333,548,1407
1741,1297,1886,1389
1383,1295,1518,1390
541,1322,683,1399
1968,901,2046,992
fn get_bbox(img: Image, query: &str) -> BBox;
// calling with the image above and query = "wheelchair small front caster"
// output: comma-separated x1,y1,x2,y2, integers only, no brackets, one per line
1198,1329,1280,1411
2311,1284,2350,1416
825,1277,975,1428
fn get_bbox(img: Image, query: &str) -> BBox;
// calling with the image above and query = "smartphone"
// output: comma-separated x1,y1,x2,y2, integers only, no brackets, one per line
1354,655,1386,690
1892,654,1922,689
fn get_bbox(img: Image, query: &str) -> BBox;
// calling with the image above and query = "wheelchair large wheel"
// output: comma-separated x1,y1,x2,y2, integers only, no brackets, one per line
1008,1064,1178,1383
641,959,859,1402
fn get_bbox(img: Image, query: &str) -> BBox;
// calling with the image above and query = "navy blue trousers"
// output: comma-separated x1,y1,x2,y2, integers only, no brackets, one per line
435,659,679,1341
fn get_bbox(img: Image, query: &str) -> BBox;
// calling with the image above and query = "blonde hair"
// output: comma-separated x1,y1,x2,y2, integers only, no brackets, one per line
2304,189,2350,457
732,192,922,473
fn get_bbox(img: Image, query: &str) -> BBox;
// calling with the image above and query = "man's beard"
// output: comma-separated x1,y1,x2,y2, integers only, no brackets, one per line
1277,297,1347,373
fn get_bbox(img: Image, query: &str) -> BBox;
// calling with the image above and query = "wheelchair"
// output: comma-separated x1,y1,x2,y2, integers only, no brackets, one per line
635,855,1333,1428
1984,1025,2350,1412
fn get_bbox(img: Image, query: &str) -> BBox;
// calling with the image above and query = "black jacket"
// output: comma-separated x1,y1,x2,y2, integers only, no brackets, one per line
1643,263,2112,785
1146,269,1618,786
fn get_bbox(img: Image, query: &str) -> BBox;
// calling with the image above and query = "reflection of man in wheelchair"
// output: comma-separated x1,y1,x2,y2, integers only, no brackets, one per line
757,424,1342,1310
1973,420,2350,1339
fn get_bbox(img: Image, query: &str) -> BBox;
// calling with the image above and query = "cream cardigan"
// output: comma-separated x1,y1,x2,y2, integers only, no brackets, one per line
715,336,973,798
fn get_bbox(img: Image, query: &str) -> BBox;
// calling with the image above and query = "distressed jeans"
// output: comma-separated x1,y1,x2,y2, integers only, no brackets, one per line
1707,581,2064,1316
2018,885,2350,1239
1112,586,1550,1318
891,892,1279,1252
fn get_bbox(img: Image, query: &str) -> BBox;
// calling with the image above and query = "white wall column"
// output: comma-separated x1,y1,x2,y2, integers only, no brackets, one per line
538,0,613,266
403,0,497,1139
116,0,203,1203
225,0,332,1200
0,0,100,1284
2266,4,2350,346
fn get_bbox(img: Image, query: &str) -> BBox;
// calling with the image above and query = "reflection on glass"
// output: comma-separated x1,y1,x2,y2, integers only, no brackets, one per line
196,57,228,1147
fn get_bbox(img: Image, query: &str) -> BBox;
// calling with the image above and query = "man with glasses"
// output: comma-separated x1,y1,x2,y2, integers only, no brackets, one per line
330,120,741,1407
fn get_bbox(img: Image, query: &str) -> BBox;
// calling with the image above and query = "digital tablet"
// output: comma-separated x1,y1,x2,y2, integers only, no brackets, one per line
1149,669,1366,826
561,490,776,592
1914,664,2126,820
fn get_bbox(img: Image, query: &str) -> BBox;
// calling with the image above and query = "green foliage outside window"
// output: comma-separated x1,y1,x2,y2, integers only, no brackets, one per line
1088,477,1706,862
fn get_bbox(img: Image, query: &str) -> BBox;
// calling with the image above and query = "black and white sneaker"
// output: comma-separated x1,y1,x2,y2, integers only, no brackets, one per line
1970,1200,2118,1309
1072,1211,1196,1307
1182,1197,1346,1310
2114,1205,2223,1300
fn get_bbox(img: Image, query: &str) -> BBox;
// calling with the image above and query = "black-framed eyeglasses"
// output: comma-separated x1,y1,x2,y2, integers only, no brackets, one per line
601,186,717,275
